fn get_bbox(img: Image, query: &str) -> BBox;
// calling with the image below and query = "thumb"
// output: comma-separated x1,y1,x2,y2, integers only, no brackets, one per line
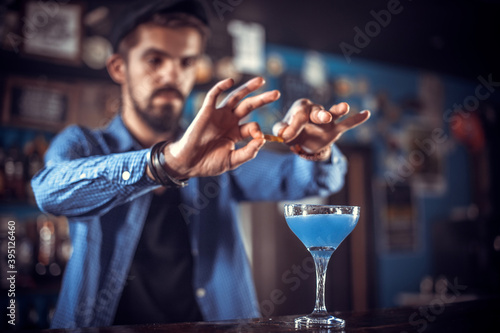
229,138,265,170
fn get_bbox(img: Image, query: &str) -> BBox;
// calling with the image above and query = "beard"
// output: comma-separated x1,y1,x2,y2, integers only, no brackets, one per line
128,84,185,134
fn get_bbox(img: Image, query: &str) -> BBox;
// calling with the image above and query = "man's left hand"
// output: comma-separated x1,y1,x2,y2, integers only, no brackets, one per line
273,99,371,155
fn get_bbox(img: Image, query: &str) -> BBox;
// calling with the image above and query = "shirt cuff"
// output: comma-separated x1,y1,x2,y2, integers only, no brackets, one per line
108,149,158,187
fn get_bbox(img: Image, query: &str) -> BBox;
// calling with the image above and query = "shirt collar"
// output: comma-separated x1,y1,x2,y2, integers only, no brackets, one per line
105,114,144,152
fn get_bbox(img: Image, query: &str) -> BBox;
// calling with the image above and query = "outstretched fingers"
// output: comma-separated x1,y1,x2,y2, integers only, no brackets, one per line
203,78,235,109
329,102,350,121
218,77,267,110
303,102,350,126
234,90,280,118
335,110,371,133
309,105,333,124
309,102,351,126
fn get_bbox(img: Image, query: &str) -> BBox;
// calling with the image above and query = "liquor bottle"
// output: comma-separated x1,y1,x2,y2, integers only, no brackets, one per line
4,145,25,201
3,146,16,201
35,214,56,284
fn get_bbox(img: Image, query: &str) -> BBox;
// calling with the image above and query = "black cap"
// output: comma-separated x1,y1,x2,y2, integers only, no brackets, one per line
109,0,209,52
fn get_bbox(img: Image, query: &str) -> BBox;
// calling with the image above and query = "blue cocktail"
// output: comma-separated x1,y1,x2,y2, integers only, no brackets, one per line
284,204,360,329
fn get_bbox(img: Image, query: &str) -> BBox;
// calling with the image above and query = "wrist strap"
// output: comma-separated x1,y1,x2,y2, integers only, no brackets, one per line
290,144,332,162
148,141,189,188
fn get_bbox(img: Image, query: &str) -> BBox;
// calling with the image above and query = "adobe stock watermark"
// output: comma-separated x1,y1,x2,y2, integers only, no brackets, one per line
385,73,500,191
5,220,17,326
212,0,244,22
339,0,412,64
66,268,123,328
260,255,315,317
401,277,467,333
176,162,247,225
6,0,71,54
177,176,231,224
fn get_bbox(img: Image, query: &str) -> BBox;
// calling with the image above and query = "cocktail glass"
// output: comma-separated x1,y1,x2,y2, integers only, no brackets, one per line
283,204,360,329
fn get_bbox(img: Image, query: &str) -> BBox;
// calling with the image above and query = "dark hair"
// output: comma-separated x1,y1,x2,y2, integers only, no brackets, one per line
117,12,210,58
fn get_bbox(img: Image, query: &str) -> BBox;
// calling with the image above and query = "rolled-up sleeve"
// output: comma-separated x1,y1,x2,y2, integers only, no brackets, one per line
31,125,157,217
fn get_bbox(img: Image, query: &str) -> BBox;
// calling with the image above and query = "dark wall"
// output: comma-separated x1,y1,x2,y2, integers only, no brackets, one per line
207,0,500,81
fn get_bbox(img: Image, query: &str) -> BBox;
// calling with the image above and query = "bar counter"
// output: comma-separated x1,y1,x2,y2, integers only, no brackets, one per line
40,297,499,332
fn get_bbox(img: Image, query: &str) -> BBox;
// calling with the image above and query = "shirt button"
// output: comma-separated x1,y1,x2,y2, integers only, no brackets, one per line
196,288,206,298
333,156,339,164
192,249,199,257
122,171,131,181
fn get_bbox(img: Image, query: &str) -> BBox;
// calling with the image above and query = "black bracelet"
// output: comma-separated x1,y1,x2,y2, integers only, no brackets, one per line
147,143,162,183
148,141,189,188
154,141,189,188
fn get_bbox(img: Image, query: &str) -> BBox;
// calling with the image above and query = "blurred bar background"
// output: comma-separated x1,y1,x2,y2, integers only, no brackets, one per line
1,0,499,329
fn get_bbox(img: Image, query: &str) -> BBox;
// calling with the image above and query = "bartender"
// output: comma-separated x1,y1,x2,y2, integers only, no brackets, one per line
31,0,370,328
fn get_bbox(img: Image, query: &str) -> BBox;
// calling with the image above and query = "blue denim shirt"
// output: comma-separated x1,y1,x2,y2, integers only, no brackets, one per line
31,115,347,328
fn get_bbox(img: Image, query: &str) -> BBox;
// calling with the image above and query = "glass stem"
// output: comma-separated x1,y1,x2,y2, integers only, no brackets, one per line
310,249,334,315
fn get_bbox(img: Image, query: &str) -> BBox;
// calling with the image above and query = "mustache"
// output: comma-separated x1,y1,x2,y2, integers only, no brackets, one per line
150,86,185,102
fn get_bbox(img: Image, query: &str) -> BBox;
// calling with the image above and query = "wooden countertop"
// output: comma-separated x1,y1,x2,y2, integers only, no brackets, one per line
39,296,500,332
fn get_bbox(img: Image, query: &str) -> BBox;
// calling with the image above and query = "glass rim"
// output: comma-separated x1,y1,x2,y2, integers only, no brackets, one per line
284,204,360,217
283,204,360,209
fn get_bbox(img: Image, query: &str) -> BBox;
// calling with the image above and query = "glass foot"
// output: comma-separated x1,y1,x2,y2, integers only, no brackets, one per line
294,313,345,329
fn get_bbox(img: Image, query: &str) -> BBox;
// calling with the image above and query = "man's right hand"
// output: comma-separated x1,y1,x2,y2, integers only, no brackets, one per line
158,77,280,180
